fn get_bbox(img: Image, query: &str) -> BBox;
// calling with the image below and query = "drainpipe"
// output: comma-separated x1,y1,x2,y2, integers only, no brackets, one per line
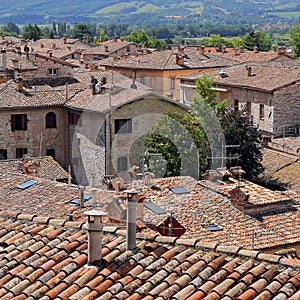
85,209,107,266
125,189,139,250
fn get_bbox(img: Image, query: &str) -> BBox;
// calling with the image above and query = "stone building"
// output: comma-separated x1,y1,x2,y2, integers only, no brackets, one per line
180,63,300,138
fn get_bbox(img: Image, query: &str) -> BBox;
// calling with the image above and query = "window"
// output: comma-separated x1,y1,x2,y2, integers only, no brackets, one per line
117,156,128,172
246,102,251,113
45,112,56,128
259,104,264,120
11,114,27,131
234,99,239,112
170,77,175,90
115,119,132,134
140,75,145,84
268,99,273,107
0,149,7,160
49,68,58,76
16,148,27,158
46,148,55,159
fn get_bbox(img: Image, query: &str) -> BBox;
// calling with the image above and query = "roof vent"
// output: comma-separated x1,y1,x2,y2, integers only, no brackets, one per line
219,69,228,78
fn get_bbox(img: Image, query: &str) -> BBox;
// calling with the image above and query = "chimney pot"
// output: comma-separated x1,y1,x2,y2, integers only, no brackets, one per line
85,210,107,266
125,189,139,250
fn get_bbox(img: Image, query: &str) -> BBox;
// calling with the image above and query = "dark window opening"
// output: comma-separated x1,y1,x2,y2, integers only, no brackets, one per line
234,99,239,112
11,114,27,131
46,112,57,128
259,104,264,120
0,149,7,160
115,119,132,134
16,148,27,159
46,148,55,159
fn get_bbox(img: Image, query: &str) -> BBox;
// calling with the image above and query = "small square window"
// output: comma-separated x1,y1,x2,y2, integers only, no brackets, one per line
11,114,27,131
16,148,27,159
0,149,7,160
117,156,128,172
115,119,132,134
49,68,58,76
46,148,55,159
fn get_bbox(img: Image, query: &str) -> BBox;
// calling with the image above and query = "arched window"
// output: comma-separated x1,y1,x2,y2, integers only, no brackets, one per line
46,112,57,128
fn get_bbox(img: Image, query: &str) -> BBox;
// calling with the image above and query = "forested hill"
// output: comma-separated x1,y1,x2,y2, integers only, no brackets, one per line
0,0,299,25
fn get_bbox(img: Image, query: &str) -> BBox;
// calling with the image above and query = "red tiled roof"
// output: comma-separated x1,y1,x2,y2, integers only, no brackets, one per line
0,213,299,299
0,156,69,180
181,63,300,92
0,77,81,109
99,48,239,71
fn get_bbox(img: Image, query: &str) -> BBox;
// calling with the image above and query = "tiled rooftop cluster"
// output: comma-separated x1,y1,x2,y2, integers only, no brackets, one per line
181,63,300,92
0,156,69,180
99,47,239,71
136,175,300,250
0,212,299,300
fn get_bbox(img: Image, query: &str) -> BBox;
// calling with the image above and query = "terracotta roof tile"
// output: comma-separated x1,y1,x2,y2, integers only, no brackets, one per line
0,212,300,299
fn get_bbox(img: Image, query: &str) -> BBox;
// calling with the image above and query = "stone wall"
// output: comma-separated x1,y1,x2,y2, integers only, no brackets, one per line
0,107,69,167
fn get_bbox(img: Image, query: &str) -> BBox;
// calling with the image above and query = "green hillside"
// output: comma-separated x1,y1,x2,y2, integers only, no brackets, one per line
0,0,298,25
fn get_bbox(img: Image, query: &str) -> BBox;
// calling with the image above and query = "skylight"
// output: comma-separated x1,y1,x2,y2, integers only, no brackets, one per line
204,224,223,232
70,194,92,205
17,180,37,189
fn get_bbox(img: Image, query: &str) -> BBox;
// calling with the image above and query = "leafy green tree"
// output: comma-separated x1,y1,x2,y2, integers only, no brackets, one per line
125,29,149,46
290,20,300,57
242,31,272,51
1,22,20,35
192,74,264,180
22,23,42,41
192,74,226,118
99,28,109,43
72,22,93,40
143,110,208,178
221,109,264,180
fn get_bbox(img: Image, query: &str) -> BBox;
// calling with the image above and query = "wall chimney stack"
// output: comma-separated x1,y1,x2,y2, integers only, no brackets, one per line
85,210,107,267
125,189,139,250
0,49,6,70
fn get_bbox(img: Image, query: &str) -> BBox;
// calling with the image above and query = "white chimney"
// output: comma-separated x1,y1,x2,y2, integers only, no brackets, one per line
125,189,139,250
84,210,107,266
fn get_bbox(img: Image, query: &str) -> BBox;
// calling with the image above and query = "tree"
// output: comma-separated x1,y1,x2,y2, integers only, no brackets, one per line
72,22,93,40
290,20,300,57
143,110,208,178
242,31,272,51
22,23,42,41
125,29,149,46
221,109,264,180
192,74,264,180
1,22,20,35
99,28,108,43
192,74,226,118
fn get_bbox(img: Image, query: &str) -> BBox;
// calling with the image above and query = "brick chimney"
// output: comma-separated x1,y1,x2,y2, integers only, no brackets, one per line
222,45,227,53
84,210,107,267
175,53,184,65
253,46,258,53
125,189,139,250
245,66,252,77
199,45,205,55
104,45,109,52
15,74,23,91
63,35,67,44
229,186,249,210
